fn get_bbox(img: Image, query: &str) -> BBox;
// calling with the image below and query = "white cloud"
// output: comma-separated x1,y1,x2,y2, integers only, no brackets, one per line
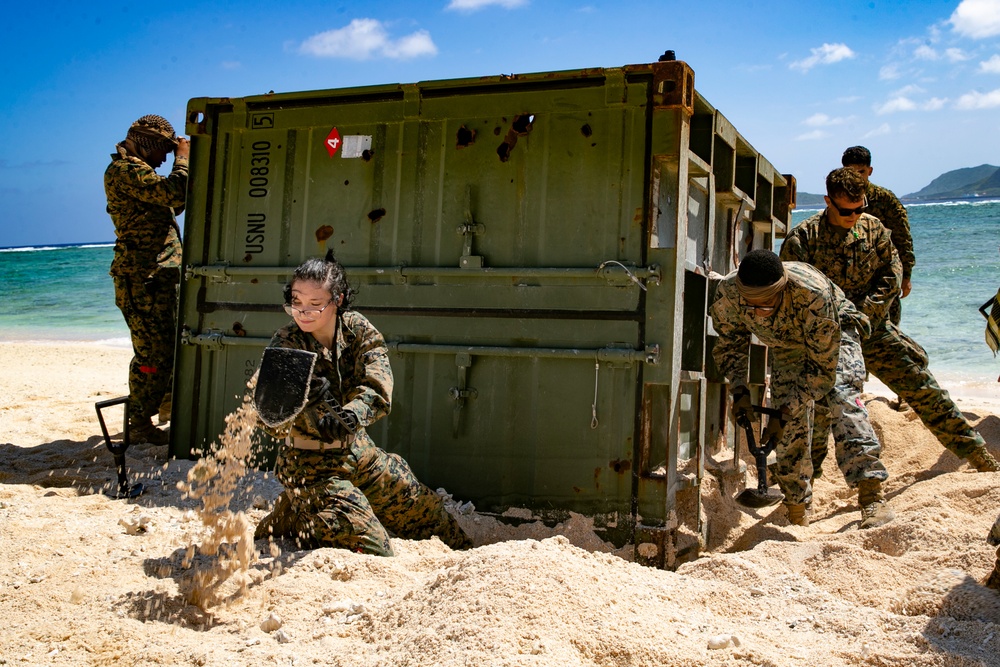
945,48,970,62
875,88,947,114
980,54,1000,73
863,123,891,138
954,87,1000,108
447,0,528,10
802,113,853,127
950,0,1000,38
790,43,856,72
299,19,437,60
795,130,828,141
879,63,902,80
875,96,917,114
914,44,938,60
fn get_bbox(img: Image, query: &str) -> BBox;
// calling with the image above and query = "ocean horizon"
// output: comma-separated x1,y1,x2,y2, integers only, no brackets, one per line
2,198,999,397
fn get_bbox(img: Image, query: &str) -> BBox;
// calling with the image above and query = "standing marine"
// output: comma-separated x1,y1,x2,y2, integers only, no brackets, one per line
841,146,913,325
710,249,894,528
780,167,1000,473
104,114,189,445
254,250,473,555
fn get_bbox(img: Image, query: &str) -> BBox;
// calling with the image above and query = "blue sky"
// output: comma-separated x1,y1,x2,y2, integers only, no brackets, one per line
2,0,1000,246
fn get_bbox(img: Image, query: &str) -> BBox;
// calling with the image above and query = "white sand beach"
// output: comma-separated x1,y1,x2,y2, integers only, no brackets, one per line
1,341,999,666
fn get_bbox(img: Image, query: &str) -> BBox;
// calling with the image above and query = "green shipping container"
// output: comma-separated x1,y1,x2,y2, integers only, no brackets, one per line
173,58,794,568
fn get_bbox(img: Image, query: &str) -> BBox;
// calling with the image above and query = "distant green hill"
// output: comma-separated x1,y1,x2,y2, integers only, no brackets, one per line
796,164,1000,208
904,164,1000,200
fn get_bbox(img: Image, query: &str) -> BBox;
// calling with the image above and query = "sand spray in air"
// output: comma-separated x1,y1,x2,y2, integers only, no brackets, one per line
176,394,267,609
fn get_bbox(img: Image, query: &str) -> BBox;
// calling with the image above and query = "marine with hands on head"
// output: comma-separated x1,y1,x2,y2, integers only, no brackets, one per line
104,114,190,445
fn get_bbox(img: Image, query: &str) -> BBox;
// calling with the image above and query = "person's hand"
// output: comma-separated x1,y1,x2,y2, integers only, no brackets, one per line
175,137,190,160
317,407,358,441
900,277,912,298
305,376,331,407
761,412,788,445
731,386,753,427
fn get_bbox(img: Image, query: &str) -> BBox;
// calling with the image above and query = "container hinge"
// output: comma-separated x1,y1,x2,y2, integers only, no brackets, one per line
448,353,477,437
458,185,485,269
185,262,232,283
182,329,225,351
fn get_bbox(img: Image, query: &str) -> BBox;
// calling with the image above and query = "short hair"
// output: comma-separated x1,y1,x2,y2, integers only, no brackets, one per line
826,167,867,201
737,249,784,287
283,249,356,311
841,146,872,167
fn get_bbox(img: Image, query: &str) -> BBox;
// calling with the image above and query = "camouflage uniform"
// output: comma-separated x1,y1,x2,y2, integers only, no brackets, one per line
710,262,887,506
104,144,186,429
865,181,913,325
780,211,988,461
256,310,472,556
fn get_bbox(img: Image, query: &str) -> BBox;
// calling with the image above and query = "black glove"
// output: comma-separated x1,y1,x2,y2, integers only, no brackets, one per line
316,404,359,442
761,412,788,446
731,386,753,427
306,376,331,407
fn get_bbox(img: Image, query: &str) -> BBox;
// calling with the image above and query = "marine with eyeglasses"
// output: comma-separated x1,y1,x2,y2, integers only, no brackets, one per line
781,167,1000,473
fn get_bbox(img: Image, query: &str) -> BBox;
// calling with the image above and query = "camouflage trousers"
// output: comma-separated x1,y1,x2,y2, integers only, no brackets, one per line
862,320,984,459
113,268,179,426
256,431,472,556
770,326,888,506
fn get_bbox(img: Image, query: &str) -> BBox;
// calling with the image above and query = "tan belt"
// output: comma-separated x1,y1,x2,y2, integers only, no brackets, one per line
287,435,352,451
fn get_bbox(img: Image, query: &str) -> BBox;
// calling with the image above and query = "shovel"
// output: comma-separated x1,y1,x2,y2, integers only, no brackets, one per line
735,405,784,509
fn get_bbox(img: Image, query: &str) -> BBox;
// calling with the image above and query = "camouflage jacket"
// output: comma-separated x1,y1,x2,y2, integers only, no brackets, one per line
779,210,902,327
866,181,914,279
104,148,187,278
264,310,393,441
710,261,869,417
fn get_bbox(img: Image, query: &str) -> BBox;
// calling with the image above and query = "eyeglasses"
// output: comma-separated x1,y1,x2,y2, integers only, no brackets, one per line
283,301,333,318
833,196,868,217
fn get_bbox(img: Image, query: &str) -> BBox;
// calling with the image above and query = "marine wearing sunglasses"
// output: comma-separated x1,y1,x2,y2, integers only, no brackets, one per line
825,194,869,230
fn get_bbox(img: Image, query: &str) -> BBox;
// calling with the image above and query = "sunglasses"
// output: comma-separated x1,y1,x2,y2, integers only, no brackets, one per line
832,196,868,217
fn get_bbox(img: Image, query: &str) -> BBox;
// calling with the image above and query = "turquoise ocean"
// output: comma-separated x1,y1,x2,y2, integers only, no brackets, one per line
2,199,999,395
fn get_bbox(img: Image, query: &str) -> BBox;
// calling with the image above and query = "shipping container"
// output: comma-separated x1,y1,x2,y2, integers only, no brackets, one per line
173,56,794,568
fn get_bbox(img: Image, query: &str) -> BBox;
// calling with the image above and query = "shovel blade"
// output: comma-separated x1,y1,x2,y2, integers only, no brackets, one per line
735,488,784,509
253,347,318,428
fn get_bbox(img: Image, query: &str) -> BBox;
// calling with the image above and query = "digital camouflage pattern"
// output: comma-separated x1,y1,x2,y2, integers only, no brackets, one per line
104,148,187,426
865,181,913,281
256,310,472,555
865,181,912,325
780,213,987,460
781,210,901,327
710,262,886,506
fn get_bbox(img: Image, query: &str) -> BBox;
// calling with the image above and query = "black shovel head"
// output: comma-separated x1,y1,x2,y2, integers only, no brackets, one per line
253,347,318,428
735,420,784,509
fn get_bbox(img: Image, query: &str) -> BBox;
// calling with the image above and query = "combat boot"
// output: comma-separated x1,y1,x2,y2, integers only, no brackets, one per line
966,446,1000,472
129,421,170,446
784,503,809,527
858,478,895,529
157,393,172,425
255,492,295,540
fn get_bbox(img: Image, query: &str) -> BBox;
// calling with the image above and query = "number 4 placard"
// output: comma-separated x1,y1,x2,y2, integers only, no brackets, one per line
325,128,341,157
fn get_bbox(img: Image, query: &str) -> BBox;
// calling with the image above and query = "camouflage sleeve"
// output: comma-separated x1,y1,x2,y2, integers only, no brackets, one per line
341,314,393,428
859,225,902,326
708,291,751,390
781,305,841,417
114,156,188,209
872,188,914,279
777,229,808,264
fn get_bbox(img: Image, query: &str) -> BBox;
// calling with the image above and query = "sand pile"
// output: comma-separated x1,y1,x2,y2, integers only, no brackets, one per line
1,341,999,666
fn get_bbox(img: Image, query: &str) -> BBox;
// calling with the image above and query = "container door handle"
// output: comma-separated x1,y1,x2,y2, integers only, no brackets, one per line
448,353,477,437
